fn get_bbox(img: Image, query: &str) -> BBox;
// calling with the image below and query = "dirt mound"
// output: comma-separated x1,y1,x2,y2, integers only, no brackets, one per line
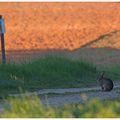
0,2,120,50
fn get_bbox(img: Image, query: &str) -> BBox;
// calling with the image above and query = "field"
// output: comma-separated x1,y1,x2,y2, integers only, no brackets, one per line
0,2,120,67
0,2,120,118
0,2,120,51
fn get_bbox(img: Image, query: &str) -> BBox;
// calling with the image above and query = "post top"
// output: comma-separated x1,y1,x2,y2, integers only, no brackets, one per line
0,15,2,19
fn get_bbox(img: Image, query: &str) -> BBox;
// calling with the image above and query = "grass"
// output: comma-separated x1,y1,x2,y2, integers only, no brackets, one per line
1,95,120,118
0,56,120,118
0,56,98,97
100,65,120,81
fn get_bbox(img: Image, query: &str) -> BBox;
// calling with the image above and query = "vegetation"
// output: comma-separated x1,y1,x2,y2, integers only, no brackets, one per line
0,57,120,118
1,95,120,118
100,65,120,81
0,56,98,97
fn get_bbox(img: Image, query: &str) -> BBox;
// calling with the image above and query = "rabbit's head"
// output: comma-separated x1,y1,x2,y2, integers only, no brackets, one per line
97,71,105,82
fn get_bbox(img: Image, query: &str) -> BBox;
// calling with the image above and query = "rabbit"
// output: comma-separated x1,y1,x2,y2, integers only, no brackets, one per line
97,71,114,91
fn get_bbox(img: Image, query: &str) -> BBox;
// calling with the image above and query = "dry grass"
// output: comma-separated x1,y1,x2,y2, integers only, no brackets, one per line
1,2,120,50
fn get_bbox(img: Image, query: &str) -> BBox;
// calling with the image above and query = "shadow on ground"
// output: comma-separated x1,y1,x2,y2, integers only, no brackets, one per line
0,47,120,67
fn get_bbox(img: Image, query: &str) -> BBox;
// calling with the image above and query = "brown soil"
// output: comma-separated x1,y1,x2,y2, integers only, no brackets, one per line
1,2,120,51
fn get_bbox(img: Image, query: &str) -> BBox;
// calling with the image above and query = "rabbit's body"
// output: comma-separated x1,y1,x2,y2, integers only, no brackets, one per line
97,72,114,91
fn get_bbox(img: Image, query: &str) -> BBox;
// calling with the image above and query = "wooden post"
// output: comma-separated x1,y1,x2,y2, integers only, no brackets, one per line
0,15,6,64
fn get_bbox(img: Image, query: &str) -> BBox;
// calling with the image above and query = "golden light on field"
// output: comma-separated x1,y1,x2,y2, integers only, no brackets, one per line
0,2,120,51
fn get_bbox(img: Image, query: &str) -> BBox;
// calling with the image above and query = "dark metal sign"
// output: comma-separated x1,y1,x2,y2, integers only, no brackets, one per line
0,15,6,64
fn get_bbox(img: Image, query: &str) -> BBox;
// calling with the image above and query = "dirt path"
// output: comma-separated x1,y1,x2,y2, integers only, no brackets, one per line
7,81,120,107
39,82,120,107
0,81,120,113
41,89,120,107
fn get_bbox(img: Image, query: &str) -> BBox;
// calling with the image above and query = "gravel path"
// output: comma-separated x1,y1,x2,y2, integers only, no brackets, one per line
40,82,120,107
0,81,120,112
8,81,120,107
40,87,120,107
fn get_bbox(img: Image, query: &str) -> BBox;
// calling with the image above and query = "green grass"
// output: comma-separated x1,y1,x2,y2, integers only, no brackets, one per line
0,57,120,118
1,95,120,118
100,65,120,81
0,56,98,97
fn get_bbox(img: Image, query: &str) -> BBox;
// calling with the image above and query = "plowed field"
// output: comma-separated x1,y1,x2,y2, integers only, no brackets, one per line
0,2,120,50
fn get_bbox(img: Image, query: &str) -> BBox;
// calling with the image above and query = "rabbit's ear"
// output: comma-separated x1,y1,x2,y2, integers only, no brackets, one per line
97,71,105,81
101,71,105,78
